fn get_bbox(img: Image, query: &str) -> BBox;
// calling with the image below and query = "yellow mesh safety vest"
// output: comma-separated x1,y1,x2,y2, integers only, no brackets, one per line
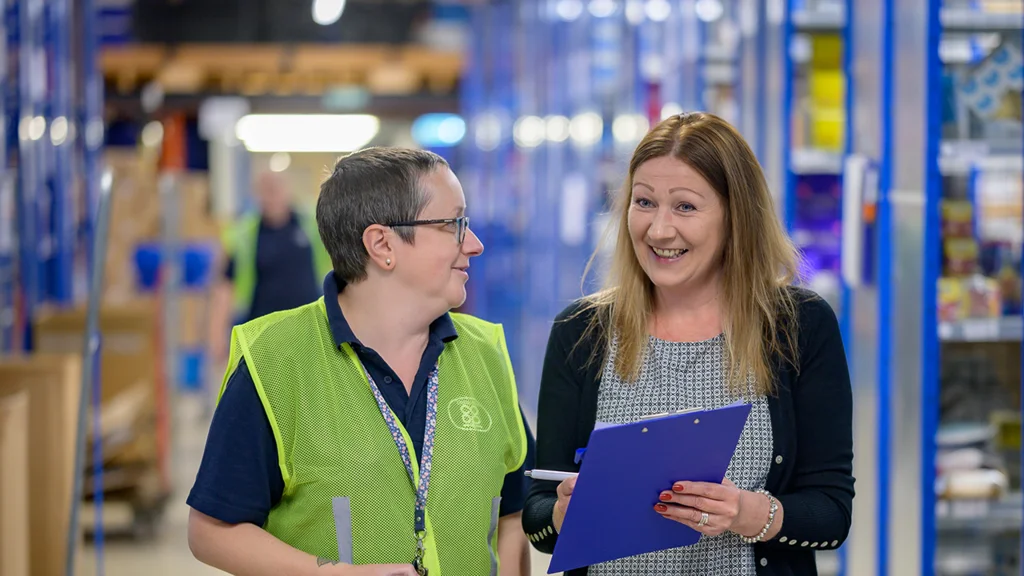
221,298,528,576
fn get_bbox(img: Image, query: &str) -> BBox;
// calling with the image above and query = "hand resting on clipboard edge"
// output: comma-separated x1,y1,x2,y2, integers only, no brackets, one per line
545,402,753,573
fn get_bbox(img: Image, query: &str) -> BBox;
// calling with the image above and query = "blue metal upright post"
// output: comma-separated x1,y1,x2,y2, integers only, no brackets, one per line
15,0,44,352
0,0,10,354
835,1,855,574
876,0,896,571
754,0,766,164
781,2,794,233
920,0,942,571
45,0,72,304
81,0,103,277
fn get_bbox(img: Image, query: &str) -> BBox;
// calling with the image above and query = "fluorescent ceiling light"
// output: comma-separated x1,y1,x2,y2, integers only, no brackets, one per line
313,0,346,26
513,116,546,148
613,114,650,143
269,152,292,172
556,0,584,21
645,0,671,22
695,0,724,22
545,115,571,142
589,0,616,18
474,112,502,152
569,112,603,146
235,114,379,153
661,102,683,120
412,113,466,147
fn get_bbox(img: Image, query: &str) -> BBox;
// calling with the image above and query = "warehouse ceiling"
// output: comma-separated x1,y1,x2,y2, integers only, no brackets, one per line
103,0,471,108
131,0,432,44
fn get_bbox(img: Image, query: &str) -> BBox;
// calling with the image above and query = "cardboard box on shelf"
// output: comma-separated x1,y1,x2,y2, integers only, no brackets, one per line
0,354,82,576
33,301,157,404
85,382,157,471
0,389,29,576
33,302,172,497
178,292,211,348
86,379,157,469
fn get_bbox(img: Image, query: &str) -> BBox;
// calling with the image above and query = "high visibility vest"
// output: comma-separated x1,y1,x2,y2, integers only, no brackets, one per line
221,299,528,575
221,211,333,319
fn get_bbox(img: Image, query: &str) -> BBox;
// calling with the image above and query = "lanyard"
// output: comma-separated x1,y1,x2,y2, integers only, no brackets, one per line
362,362,439,574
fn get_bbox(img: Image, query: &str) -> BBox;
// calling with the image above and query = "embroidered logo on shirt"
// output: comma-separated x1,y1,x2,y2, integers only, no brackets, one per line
448,397,492,432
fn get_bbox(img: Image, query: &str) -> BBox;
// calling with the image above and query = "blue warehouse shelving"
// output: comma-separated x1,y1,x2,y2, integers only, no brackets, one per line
1,0,108,573
841,0,1024,574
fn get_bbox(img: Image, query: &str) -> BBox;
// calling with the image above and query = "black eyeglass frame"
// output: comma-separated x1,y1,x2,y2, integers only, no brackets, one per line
387,216,470,244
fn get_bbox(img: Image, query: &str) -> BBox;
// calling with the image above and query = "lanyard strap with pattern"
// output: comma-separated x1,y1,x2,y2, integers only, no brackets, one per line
362,363,439,575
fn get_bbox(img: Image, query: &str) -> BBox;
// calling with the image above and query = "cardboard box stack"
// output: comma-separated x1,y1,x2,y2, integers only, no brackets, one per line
32,304,168,537
102,146,223,394
0,388,29,576
0,354,82,576
103,147,223,304
104,148,162,305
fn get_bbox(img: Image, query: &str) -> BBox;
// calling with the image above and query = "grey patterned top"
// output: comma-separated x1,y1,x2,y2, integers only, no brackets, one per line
590,334,774,576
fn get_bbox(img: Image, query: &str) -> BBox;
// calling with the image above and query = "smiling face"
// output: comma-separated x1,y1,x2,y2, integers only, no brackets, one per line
391,166,484,315
627,155,727,301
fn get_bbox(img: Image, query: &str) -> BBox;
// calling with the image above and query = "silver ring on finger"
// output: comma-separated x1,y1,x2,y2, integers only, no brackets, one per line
698,512,709,527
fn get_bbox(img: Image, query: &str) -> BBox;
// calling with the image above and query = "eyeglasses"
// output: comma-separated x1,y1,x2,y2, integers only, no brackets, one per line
387,216,470,244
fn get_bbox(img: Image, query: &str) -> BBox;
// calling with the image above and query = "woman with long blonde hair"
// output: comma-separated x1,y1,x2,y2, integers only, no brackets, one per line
523,112,854,575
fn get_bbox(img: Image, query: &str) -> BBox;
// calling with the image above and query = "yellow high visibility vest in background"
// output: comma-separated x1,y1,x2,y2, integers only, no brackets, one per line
221,211,333,319
222,298,528,575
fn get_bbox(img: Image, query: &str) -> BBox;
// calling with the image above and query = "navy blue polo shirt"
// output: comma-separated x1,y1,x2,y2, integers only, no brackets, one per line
224,211,321,323
187,273,536,527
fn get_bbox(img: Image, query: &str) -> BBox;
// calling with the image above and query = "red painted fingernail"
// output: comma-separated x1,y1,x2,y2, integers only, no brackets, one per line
659,493,672,502
654,504,668,512
673,484,685,493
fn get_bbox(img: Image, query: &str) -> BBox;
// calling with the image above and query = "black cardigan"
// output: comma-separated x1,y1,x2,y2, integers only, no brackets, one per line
522,288,855,576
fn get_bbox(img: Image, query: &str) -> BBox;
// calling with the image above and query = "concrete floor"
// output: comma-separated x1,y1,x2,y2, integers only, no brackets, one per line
74,392,559,576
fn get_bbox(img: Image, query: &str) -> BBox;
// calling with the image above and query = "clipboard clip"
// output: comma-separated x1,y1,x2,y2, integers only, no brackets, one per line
639,407,702,421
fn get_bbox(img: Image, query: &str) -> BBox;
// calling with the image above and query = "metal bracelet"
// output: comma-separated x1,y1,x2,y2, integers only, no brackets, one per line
739,489,778,544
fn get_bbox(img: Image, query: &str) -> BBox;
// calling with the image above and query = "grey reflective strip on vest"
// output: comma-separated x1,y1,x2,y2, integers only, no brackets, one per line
332,497,354,563
488,497,502,576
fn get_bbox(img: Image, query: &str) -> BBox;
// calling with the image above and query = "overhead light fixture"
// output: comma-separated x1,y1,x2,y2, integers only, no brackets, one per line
613,114,650,143
312,0,346,26
269,152,292,173
412,113,466,147
625,0,646,24
645,0,671,22
589,0,616,18
513,116,546,149
141,120,164,148
569,112,603,146
50,117,69,146
661,102,684,119
695,0,725,22
235,114,379,153
556,0,584,21
474,112,503,152
545,115,571,143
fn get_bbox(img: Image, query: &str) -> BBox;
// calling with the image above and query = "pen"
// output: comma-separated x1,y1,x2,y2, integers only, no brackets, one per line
525,469,579,482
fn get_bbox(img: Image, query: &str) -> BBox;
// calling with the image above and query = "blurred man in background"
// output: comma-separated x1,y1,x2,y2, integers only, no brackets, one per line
210,171,333,359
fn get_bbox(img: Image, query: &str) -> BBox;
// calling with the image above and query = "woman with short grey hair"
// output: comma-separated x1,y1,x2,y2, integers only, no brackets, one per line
187,147,536,576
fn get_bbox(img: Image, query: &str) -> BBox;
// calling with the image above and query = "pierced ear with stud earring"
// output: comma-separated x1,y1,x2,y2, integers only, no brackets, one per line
386,258,392,266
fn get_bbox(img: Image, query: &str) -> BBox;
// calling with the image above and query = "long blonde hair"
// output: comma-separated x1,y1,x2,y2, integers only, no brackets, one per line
580,112,801,396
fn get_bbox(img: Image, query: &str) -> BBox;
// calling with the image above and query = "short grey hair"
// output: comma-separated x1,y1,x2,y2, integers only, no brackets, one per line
316,147,449,284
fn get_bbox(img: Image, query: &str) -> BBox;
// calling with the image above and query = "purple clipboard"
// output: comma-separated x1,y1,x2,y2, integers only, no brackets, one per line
548,402,752,574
